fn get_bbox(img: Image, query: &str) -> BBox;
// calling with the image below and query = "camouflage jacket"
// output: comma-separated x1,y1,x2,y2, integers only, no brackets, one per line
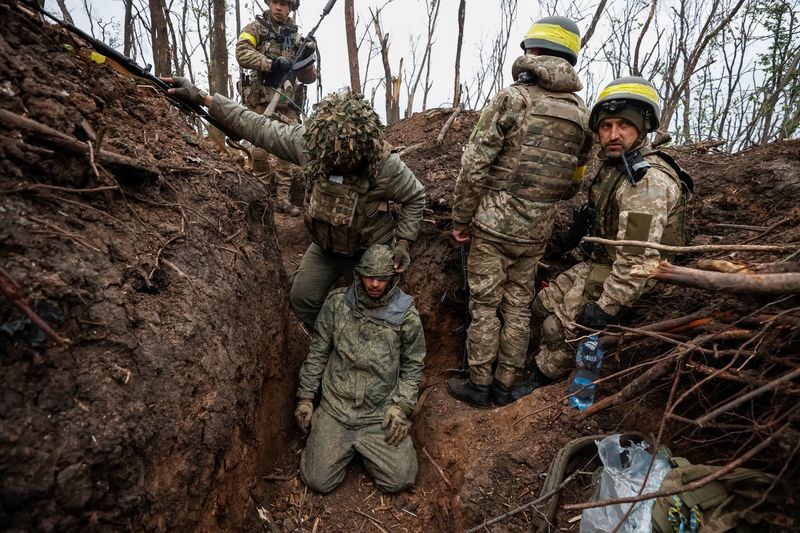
209,94,426,246
452,55,592,244
296,285,426,427
236,11,317,109
588,144,686,315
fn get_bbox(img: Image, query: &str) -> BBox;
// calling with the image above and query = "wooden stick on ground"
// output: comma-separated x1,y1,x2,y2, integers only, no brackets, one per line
421,446,451,487
650,262,800,295
0,109,159,180
436,103,464,143
0,267,70,346
582,236,797,253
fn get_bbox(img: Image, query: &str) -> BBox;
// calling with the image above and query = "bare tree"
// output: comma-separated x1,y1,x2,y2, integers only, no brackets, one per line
345,0,361,93
54,0,73,24
148,0,172,76
403,0,440,116
452,0,466,107
370,6,400,123
123,0,134,57
209,0,228,96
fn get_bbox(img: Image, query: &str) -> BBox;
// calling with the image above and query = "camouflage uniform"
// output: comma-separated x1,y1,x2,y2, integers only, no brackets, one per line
207,93,426,330
236,10,317,213
451,54,592,387
534,142,688,379
296,245,426,493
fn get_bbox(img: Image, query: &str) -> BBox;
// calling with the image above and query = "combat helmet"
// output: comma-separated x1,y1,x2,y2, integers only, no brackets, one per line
520,16,581,66
302,91,385,182
355,244,395,279
589,76,661,133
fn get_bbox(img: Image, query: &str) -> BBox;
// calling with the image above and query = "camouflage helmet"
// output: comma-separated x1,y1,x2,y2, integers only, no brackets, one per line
302,91,385,182
520,16,581,66
354,244,395,278
589,76,661,133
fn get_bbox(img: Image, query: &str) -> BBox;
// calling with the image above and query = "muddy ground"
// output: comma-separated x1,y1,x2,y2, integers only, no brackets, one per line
1,2,798,532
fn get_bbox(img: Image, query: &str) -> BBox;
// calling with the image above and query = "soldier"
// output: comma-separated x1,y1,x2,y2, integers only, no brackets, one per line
163,80,426,331
236,0,317,216
293,244,425,493
446,17,593,408
533,76,693,381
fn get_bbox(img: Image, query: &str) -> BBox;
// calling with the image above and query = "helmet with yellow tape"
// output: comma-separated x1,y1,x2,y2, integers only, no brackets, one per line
520,16,581,66
589,76,661,133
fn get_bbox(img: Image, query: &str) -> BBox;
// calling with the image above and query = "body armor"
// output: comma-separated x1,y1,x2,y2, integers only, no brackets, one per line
484,83,589,203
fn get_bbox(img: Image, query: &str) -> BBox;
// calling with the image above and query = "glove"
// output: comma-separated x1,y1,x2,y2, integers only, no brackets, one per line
381,405,410,447
299,37,316,61
271,56,292,74
394,239,411,272
575,302,614,329
167,76,208,107
294,399,313,435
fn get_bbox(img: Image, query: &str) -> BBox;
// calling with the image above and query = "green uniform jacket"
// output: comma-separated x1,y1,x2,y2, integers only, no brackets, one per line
209,94,427,246
296,286,426,427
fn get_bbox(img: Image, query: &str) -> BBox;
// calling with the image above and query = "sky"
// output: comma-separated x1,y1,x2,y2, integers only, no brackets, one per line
55,0,607,120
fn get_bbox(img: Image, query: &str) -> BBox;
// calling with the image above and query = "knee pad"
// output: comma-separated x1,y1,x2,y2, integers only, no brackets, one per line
541,314,564,347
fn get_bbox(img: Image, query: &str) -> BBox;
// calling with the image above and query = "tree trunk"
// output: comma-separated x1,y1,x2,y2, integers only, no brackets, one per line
452,0,465,107
122,0,133,58
209,0,228,96
55,0,73,24
148,0,171,77
344,0,361,94
651,262,800,295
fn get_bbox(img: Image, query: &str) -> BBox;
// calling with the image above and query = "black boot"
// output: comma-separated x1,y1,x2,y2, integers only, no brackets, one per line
446,376,491,408
490,378,536,406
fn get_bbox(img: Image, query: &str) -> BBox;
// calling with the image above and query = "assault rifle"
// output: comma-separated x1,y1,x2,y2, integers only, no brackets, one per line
263,0,337,117
441,244,471,375
21,0,240,141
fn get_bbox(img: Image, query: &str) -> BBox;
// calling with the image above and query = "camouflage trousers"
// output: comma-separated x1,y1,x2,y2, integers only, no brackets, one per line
466,236,545,387
249,103,300,209
289,243,362,331
533,261,611,379
300,407,417,494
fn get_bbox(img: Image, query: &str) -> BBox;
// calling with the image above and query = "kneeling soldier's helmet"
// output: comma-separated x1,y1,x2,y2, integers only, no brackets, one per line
589,76,662,133
520,16,581,66
355,244,396,279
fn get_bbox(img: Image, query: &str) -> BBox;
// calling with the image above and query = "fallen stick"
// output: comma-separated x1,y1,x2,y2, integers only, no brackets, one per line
436,103,464,143
0,267,70,346
563,421,790,511
582,236,796,253
0,109,159,180
465,470,580,533
650,262,800,295
421,446,451,488
694,367,800,427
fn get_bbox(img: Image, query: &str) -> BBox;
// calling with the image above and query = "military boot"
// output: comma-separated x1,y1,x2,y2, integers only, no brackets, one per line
491,367,552,406
278,200,301,217
446,376,491,409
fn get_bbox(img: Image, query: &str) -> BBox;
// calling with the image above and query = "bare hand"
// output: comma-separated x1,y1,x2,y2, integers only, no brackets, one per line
452,228,471,244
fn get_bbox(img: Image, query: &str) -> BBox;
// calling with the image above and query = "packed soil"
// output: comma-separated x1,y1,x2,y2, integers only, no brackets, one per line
1,2,798,532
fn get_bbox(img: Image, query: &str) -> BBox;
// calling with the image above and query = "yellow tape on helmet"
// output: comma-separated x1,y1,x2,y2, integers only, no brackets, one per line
526,23,580,56
599,83,660,106
238,32,257,47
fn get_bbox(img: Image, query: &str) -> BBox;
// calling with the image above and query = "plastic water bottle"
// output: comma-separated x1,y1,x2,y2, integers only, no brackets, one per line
568,334,605,410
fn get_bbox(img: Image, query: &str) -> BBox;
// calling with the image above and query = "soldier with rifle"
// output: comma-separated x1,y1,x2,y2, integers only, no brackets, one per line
237,0,318,216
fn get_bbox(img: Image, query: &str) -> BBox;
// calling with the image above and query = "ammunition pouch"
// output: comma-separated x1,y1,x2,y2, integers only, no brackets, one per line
304,174,372,257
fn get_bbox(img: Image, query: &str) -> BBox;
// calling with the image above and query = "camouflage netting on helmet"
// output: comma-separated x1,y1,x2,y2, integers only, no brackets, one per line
302,91,385,182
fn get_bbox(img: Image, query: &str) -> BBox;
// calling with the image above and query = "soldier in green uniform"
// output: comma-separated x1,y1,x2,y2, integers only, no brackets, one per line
293,244,425,493
236,0,317,216
446,17,593,408
533,76,693,380
163,80,426,331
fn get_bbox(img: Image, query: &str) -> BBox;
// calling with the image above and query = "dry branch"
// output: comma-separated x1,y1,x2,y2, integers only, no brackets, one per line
0,109,159,180
651,262,800,295
0,267,70,346
436,103,463,143
582,236,796,253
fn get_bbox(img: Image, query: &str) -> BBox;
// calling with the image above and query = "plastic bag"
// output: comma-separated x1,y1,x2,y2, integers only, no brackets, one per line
580,434,671,533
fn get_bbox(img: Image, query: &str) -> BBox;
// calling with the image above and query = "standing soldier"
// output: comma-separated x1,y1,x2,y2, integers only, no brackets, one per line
293,244,425,493
533,76,693,381
236,0,317,216
446,17,593,408
163,79,426,332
